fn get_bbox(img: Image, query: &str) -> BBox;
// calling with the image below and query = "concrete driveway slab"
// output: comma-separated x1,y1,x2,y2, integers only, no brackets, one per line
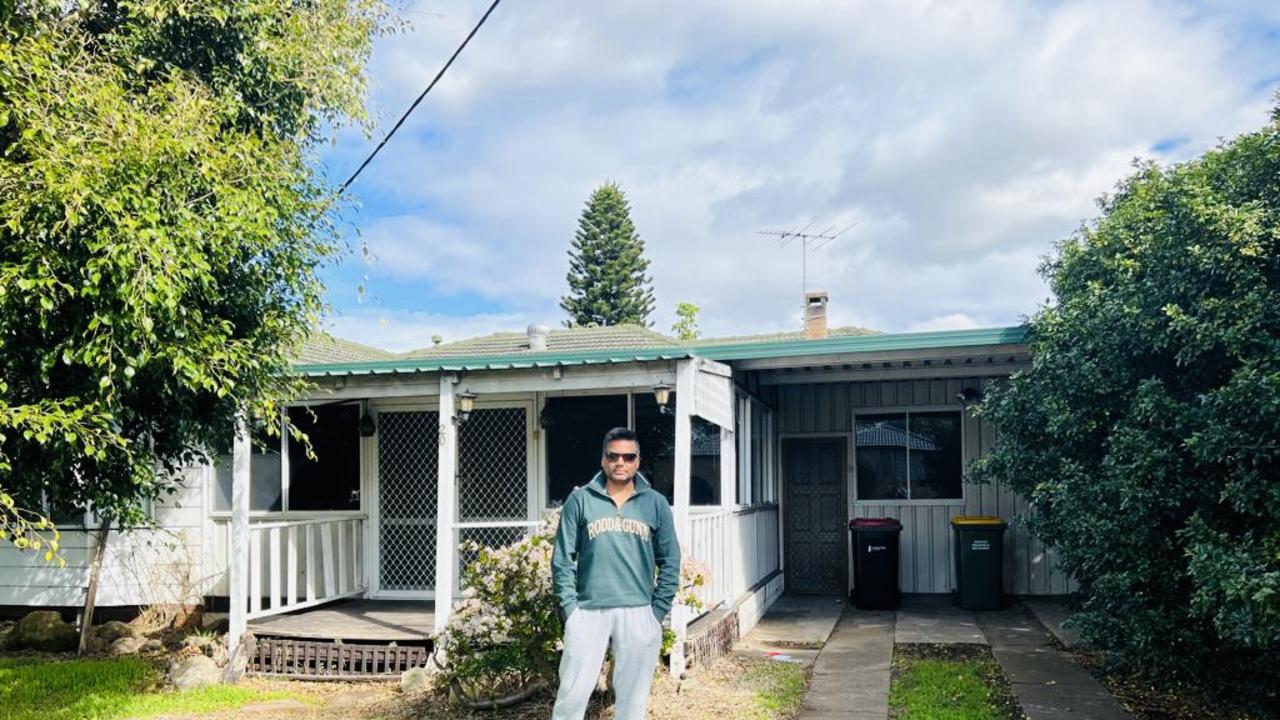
894,594,986,645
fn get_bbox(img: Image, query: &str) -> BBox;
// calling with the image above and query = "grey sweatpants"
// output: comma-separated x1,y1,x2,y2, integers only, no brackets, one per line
551,605,663,720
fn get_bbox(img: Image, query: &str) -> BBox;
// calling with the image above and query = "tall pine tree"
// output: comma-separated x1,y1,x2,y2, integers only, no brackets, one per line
561,182,656,327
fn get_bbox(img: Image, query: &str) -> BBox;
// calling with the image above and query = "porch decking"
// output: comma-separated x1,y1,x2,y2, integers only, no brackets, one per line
247,599,435,642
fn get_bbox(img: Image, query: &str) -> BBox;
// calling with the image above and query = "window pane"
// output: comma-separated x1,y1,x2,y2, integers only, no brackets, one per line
544,395,627,505
908,413,963,500
48,502,87,527
635,393,676,504
289,405,361,511
690,416,721,505
855,414,908,500
750,402,764,504
735,399,747,504
214,428,282,512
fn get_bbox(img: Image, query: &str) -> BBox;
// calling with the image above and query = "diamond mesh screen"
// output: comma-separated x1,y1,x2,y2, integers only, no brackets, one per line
377,411,439,592
457,408,528,522
457,525,534,572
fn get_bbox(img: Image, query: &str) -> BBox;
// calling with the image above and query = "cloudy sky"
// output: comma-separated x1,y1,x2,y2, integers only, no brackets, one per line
318,0,1280,351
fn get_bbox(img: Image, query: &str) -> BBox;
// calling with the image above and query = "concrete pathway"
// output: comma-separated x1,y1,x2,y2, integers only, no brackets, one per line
978,603,1131,719
894,594,985,645
1023,597,1084,649
796,609,895,720
737,595,846,665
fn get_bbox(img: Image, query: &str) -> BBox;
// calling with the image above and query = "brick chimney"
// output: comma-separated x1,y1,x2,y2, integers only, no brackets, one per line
804,291,829,340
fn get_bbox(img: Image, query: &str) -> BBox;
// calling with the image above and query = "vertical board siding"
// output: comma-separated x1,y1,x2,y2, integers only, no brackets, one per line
782,377,1074,595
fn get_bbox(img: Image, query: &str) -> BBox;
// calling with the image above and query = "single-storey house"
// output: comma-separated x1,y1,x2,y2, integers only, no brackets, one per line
0,292,1073,677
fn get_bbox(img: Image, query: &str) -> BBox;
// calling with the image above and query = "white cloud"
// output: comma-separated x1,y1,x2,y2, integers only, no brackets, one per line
908,314,987,332
328,0,1280,343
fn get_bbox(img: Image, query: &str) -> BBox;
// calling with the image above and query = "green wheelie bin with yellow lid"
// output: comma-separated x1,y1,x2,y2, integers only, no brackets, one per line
951,516,1006,610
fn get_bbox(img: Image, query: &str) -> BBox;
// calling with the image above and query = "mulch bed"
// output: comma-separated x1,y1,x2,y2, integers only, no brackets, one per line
891,643,1025,720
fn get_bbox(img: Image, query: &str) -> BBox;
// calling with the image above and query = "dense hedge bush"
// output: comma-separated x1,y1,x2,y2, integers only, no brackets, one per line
974,102,1279,711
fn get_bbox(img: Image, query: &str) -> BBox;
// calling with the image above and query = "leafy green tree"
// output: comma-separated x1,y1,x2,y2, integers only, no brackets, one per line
561,182,656,327
672,301,700,340
0,0,386,643
974,103,1280,707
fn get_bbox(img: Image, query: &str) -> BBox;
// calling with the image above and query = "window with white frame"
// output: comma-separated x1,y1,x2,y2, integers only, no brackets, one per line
543,392,721,507
213,427,282,512
213,404,361,512
733,395,777,506
854,411,963,501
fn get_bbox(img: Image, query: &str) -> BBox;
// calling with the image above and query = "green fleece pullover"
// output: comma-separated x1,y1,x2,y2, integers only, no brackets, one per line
552,471,681,622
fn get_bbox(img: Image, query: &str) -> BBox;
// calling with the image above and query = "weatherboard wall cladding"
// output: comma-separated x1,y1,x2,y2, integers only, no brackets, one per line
779,378,1075,596
0,464,208,607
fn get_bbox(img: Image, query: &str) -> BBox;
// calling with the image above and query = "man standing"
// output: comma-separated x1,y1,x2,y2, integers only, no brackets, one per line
551,427,680,720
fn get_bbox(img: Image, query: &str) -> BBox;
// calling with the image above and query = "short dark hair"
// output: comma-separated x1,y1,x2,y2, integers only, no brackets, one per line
602,427,640,456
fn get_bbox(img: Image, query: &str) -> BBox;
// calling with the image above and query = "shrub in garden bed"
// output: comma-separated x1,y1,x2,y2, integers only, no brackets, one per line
432,510,709,709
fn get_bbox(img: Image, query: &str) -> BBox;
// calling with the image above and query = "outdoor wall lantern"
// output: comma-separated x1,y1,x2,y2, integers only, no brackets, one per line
956,387,982,406
652,382,673,416
359,401,377,437
456,390,478,424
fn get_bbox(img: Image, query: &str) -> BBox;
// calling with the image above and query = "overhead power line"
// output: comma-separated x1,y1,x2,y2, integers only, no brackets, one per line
339,0,503,193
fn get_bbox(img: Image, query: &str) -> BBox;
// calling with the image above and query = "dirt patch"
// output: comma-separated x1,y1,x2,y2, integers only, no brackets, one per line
161,650,810,719
891,643,1025,720
1063,648,1266,720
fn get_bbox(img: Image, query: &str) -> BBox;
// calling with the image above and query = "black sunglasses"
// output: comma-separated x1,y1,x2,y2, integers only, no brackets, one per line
604,451,638,463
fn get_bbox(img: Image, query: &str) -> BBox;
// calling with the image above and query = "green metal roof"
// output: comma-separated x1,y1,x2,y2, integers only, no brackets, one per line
692,325,1028,361
295,348,694,377
292,326,1027,377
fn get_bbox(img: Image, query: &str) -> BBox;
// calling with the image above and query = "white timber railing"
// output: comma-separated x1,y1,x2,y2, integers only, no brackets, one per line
240,516,367,621
688,504,780,621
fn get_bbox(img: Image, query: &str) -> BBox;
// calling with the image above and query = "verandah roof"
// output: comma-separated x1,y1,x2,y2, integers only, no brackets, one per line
290,325,1029,378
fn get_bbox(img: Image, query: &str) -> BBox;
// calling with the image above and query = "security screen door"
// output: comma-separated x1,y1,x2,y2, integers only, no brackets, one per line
783,438,848,595
377,410,439,594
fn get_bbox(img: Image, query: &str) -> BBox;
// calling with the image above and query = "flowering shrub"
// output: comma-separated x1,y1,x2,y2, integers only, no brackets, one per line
433,509,714,704
432,513,562,703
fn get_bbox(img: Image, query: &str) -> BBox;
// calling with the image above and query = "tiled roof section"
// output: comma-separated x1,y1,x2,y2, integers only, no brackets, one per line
400,324,677,359
693,325,878,346
294,334,396,365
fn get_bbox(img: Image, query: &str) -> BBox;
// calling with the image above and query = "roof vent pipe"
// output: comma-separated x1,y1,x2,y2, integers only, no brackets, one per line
527,323,550,351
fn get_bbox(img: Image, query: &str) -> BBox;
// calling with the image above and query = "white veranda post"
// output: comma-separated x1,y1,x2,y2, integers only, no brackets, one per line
720,422,737,609
669,359,696,676
226,412,251,681
433,376,459,636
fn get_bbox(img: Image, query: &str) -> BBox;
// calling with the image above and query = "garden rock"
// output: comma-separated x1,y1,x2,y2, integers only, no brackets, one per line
8,611,77,651
400,666,432,693
169,654,221,689
84,635,107,654
183,633,229,666
95,620,134,642
141,639,164,653
110,636,147,656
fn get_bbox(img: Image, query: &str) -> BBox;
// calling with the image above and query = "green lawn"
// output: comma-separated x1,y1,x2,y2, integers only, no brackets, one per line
889,656,1009,720
746,658,810,719
0,656,307,720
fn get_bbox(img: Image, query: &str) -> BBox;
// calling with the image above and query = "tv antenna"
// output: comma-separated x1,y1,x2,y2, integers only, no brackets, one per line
756,218,857,294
